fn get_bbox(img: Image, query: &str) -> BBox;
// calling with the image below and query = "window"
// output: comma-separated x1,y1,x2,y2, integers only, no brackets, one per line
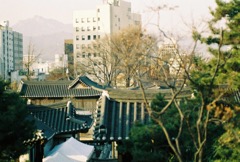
82,35,85,40
87,44,91,49
135,21,140,25
76,44,80,49
87,18,91,22
76,18,79,23
98,35,100,39
76,27,79,32
81,27,85,31
98,17,100,21
88,53,91,57
93,53,97,57
81,18,85,23
97,8,100,12
93,35,97,40
93,26,96,31
88,35,91,40
98,26,100,30
76,36,79,40
82,52,85,58
87,26,91,31
93,17,96,22
82,44,85,49
118,18,120,22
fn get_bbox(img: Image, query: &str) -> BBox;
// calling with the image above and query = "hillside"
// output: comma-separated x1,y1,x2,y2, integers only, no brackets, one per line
12,15,73,60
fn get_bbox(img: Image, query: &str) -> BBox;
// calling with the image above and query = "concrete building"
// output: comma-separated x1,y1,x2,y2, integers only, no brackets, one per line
0,21,23,81
73,0,141,78
158,43,187,77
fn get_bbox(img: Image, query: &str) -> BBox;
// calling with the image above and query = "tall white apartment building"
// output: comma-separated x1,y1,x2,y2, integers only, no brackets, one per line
0,21,23,80
73,0,141,77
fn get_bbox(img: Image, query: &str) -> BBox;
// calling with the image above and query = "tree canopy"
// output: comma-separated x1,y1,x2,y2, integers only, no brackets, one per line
121,0,240,162
77,25,156,87
0,79,35,160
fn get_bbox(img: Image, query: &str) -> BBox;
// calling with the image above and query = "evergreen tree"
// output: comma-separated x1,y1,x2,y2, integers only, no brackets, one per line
201,0,240,89
198,2,240,160
134,1,240,162
0,79,35,160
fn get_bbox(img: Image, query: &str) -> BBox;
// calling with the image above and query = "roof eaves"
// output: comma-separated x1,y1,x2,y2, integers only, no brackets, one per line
68,76,82,89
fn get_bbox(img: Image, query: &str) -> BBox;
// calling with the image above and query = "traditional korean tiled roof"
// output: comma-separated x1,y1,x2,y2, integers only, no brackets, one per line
93,95,150,141
28,102,93,140
106,87,192,101
18,76,103,98
93,88,192,141
68,75,104,89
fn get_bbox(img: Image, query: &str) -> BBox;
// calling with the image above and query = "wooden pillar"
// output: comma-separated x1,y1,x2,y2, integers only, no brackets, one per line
141,102,145,123
133,102,137,122
118,102,122,140
125,102,130,139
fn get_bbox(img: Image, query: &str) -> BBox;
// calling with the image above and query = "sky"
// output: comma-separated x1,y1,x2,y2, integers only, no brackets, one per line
0,0,216,30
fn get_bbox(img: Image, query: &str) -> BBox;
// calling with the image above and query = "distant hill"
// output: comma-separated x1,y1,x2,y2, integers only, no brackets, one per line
12,15,73,61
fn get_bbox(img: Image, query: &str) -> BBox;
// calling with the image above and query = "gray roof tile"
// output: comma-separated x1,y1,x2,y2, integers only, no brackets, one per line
19,76,103,98
29,105,93,140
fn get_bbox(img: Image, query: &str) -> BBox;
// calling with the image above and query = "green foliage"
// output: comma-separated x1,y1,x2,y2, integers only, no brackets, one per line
119,93,224,162
64,43,73,55
211,105,240,162
192,0,240,99
190,1,240,161
201,0,240,90
119,1,240,162
151,94,168,112
64,42,74,77
118,123,173,162
0,79,35,160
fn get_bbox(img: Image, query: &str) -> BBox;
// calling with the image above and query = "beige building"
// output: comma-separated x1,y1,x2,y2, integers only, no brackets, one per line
73,0,141,79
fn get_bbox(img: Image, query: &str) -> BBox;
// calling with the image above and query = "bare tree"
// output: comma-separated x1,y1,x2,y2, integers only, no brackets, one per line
111,26,157,87
77,35,121,86
23,42,41,80
137,2,238,162
77,26,157,87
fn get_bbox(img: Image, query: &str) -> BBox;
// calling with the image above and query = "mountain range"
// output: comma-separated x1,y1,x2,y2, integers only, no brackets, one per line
12,15,73,61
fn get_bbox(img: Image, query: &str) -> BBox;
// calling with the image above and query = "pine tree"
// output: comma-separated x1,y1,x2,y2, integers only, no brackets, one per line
0,79,35,160
205,0,240,89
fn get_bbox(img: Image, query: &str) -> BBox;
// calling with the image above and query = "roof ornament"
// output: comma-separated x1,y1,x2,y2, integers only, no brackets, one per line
102,90,110,100
66,101,75,119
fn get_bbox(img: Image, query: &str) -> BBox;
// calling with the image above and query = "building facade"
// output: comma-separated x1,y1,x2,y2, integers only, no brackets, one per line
0,21,23,80
73,0,141,78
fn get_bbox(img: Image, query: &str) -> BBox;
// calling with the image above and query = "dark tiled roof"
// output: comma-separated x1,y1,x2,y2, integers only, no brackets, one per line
18,76,103,98
93,96,151,141
68,75,104,89
29,105,93,140
106,87,192,101
93,88,192,141
32,117,56,140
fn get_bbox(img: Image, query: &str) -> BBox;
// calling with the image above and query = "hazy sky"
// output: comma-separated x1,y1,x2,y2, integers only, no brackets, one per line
0,0,216,29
